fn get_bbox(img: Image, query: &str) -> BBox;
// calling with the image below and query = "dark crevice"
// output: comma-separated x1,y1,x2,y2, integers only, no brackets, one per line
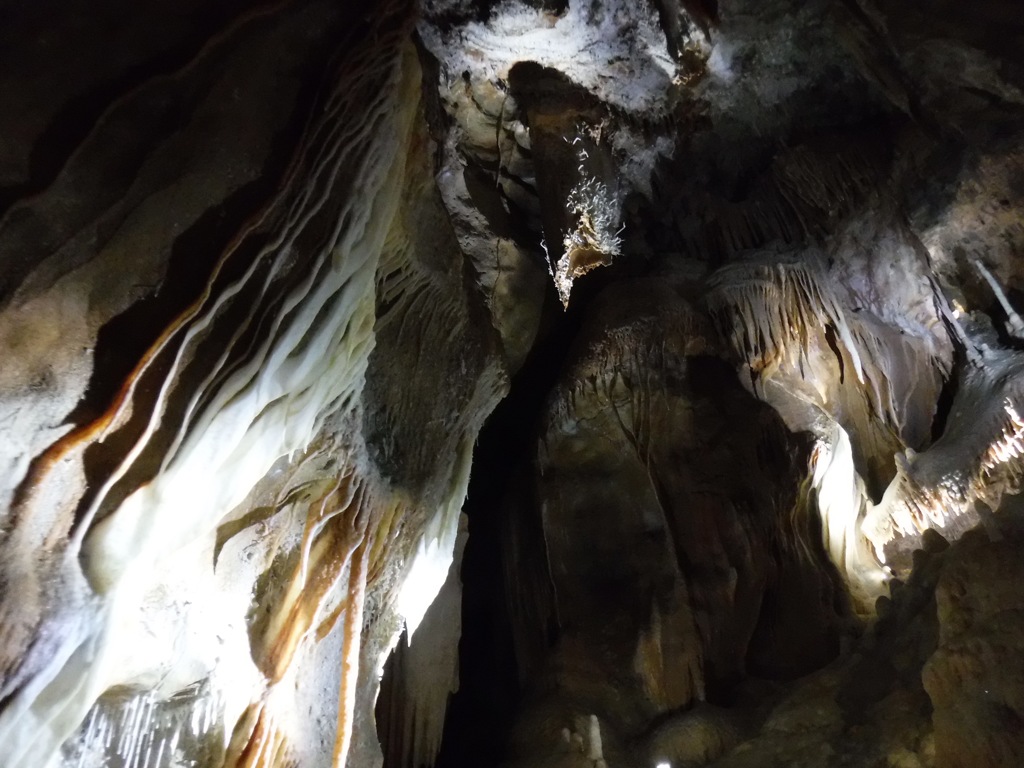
929,360,961,445
421,269,620,768
824,323,846,384
649,0,686,61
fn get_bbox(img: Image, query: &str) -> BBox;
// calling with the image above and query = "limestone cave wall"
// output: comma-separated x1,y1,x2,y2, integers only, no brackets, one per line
0,1,1023,767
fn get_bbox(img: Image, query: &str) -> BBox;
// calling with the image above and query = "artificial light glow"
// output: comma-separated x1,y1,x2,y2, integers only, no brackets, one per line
0,31,421,768
395,438,475,640
395,534,456,639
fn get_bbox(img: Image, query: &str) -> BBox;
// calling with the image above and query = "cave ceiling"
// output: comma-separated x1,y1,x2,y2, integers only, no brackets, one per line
0,0,1023,767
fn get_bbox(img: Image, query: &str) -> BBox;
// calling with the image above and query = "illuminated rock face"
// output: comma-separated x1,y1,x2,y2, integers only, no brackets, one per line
0,1,1023,768
0,2,506,765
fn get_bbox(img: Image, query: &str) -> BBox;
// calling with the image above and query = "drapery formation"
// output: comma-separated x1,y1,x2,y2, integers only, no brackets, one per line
0,2,506,765
1,0,1023,766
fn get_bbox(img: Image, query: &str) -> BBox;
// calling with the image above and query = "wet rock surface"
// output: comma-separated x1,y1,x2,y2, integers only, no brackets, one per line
0,0,1022,767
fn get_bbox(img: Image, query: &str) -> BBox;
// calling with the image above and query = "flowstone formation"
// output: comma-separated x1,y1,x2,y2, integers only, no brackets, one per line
0,0,1023,767
413,0,1024,766
0,2,506,766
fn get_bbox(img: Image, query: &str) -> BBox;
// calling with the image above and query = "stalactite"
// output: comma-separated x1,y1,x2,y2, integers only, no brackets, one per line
704,240,959,595
1,0,1021,765
706,251,866,389
864,349,1024,563
0,4,429,764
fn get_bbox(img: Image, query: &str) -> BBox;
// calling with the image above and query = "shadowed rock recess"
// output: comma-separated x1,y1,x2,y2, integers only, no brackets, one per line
0,0,1023,766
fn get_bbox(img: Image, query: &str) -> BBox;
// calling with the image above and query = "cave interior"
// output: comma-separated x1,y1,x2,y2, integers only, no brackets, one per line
1,0,1024,767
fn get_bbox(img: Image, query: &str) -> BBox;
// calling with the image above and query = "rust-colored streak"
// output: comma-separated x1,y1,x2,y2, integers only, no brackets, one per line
259,479,364,683
9,110,308,538
234,474,387,768
229,700,290,768
331,532,370,768
0,0,295,222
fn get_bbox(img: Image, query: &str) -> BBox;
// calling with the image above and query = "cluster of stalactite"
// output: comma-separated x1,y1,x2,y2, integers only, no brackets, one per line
0,0,1022,766
0,1,507,765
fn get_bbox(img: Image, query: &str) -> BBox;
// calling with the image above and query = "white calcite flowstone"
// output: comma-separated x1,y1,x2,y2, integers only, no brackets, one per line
1,0,1024,767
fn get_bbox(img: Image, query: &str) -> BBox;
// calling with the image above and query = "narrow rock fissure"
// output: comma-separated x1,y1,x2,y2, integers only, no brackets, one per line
416,274,613,768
